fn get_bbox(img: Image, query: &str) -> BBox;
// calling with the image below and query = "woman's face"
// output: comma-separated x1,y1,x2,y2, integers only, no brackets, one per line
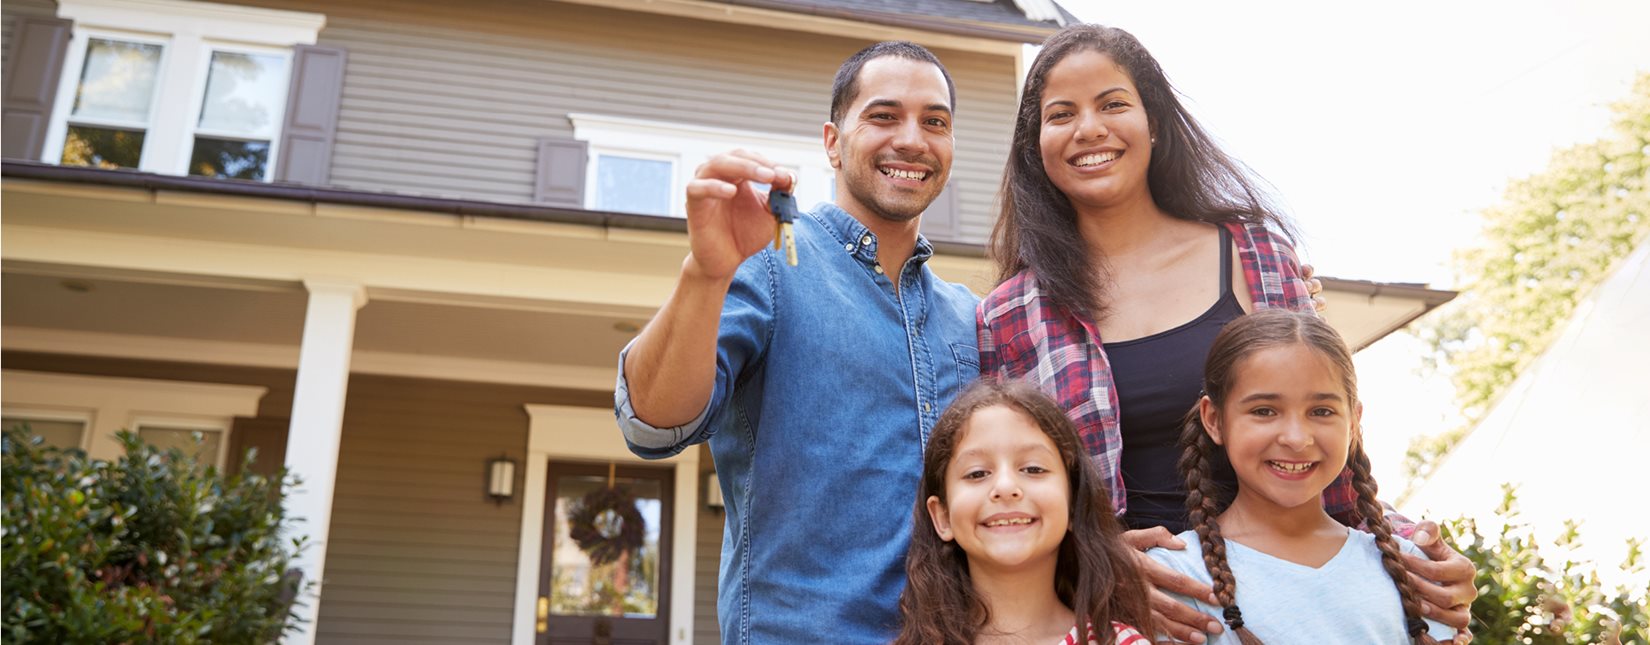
1036,49,1154,212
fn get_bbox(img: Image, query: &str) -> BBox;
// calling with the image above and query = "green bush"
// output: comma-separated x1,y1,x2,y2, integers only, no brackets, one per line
2,427,308,643
1444,485,1648,644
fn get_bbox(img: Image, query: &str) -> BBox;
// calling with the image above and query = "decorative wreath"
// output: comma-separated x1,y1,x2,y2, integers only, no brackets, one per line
567,485,646,565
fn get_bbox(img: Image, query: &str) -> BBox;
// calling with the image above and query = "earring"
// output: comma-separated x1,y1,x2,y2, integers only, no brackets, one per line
1151,136,1157,146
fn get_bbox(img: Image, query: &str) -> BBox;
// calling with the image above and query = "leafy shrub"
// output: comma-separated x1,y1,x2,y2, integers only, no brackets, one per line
3,427,307,643
1444,485,1648,644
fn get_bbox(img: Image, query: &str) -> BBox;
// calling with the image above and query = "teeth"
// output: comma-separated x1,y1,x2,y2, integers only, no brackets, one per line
984,517,1035,527
1268,461,1315,474
1074,151,1121,167
880,167,927,181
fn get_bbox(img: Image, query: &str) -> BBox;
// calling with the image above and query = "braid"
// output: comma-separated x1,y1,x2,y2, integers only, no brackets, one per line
1179,415,1266,645
1349,445,1439,645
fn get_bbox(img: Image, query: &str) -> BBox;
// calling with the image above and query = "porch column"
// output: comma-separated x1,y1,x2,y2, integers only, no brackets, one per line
282,278,367,645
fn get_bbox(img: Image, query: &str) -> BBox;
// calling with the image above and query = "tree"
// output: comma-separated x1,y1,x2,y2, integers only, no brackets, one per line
1405,73,1650,490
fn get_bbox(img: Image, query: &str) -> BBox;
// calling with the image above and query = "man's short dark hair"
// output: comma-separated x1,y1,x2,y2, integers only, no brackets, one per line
829,41,957,126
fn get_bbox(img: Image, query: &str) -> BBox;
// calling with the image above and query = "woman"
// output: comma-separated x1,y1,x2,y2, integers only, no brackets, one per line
977,24,1475,644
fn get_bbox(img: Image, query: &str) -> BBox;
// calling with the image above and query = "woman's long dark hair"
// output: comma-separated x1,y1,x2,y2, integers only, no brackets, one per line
990,24,1297,322
894,379,1152,645
1178,310,1438,644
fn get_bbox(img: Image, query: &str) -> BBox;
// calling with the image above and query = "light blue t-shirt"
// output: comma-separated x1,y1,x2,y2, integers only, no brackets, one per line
614,203,980,644
1147,529,1456,644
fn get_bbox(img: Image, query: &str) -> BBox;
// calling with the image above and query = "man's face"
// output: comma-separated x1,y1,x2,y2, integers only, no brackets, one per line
825,57,954,223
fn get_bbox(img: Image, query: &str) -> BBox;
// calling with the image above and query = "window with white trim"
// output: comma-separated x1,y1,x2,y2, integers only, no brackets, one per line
570,113,836,218
43,0,325,181
2,370,266,469
2,408,92,451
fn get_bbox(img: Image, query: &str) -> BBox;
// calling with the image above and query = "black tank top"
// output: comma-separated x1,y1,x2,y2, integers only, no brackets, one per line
1102,226,1242,533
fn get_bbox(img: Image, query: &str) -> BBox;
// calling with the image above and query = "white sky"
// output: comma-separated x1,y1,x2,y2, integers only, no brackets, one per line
1056,0,1650,560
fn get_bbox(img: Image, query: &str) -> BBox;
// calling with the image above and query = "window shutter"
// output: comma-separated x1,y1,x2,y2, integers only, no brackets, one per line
273,44,346,185
536,138,588,207
921,181,962,242
2,16,73,161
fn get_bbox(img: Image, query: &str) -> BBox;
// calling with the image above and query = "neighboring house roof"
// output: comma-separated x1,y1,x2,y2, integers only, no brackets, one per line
711,0,1075,39
1406,240,1650,577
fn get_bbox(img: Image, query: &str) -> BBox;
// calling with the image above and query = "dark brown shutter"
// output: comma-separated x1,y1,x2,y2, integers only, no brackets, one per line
921,181,961,242
2,17,73,160
227,416,289,478
273,44,346,185
536,138,588,207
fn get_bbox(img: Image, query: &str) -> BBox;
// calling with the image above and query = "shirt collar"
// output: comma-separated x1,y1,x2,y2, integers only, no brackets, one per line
807,202,936,267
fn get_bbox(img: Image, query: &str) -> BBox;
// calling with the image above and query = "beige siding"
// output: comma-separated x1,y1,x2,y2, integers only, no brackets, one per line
222,0,1017,243
695,445,724,645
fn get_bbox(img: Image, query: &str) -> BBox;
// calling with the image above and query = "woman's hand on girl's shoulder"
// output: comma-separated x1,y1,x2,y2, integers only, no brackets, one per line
1123,527,1223,644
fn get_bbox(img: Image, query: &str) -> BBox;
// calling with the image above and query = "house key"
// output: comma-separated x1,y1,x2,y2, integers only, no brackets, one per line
769,185,800,267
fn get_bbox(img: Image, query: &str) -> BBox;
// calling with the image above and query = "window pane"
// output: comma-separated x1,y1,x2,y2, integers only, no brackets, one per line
549,475,663,618
62,125,145,169
71,38,163,124
189,137,270,180
196,51,286,137
596,156,672,216
2,417,86,450
137,426,223,463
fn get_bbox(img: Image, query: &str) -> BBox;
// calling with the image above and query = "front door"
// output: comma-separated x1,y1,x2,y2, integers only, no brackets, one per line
536,462,673,645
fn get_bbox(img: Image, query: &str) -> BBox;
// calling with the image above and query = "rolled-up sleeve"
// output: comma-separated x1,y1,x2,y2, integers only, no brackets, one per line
611,252,776,459
614,342,716,459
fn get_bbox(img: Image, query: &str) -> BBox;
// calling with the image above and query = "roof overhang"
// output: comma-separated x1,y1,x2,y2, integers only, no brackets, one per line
545,0,1049,55
1,162,1455,351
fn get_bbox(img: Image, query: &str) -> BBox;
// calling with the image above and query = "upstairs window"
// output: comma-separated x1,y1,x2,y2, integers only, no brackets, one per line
44,0,324,181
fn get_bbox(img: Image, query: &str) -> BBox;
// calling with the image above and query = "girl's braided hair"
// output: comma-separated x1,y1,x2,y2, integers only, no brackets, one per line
1177,309,1437,644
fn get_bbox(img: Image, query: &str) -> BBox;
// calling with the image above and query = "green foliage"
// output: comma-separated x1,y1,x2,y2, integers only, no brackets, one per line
1408,74,1650,489
1443,485,1649,644
2,427,308,643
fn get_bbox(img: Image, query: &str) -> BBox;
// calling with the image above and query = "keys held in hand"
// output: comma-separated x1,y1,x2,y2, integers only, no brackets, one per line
769,186,800,267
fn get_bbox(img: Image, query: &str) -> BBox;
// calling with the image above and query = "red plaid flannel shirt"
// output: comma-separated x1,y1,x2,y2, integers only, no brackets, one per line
977,221,1368,527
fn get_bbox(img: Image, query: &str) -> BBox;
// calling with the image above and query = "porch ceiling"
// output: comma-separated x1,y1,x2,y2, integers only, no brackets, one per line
2,271,643,376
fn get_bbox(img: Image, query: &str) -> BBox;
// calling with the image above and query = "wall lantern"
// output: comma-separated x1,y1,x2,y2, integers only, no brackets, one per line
705,472,724,511
486,455,517,504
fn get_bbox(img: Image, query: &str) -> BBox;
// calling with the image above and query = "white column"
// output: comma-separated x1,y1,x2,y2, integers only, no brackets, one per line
282,279,366,645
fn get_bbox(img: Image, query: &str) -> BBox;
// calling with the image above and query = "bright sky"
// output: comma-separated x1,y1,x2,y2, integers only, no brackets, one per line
1058,0,1650,564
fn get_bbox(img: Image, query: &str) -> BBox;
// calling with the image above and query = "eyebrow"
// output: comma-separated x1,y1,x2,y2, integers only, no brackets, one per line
1237,393,1345,404
862,98,953,116
1042,86,1132,111
956,443,1059,460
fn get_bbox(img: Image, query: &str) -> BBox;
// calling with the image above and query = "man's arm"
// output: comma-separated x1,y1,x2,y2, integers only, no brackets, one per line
623,150,794,428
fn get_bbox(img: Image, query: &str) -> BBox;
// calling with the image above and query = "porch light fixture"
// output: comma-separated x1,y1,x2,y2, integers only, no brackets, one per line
486,455,517,504
705,472,724,511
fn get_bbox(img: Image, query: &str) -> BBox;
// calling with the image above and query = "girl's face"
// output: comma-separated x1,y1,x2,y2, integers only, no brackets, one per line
1036,49,1154,212
927,405,1071,573
1200,343,1360,514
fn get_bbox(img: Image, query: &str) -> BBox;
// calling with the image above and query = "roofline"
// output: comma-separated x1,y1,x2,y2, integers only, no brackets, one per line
1,161,1459,342
710,0,1059,43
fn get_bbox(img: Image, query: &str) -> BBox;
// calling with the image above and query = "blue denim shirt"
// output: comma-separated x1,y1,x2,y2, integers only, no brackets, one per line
615,203,979,644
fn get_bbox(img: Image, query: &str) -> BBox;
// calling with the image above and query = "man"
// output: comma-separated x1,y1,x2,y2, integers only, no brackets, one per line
614,39,1479,645
614,42,975,643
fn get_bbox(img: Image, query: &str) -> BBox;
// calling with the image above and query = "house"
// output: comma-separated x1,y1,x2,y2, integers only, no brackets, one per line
0,0,1452,642
1405,240,1649,586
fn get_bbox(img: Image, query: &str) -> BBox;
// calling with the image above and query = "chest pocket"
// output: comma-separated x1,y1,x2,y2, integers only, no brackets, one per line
950,342,980,387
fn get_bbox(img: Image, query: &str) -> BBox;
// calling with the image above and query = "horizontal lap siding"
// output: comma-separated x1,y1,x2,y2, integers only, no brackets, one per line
227,0,1017,242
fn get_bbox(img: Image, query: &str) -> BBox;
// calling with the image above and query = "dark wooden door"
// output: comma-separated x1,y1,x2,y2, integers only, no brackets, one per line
536,462,673,645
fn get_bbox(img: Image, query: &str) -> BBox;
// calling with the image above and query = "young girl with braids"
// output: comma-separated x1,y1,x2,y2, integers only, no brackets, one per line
896,379,1154,645
1146,310,1456,644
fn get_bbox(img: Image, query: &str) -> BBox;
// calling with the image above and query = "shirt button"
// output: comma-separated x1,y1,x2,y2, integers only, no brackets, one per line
861,234,873,245
874,265,885,274
845,243,855,251
924,403,931,413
